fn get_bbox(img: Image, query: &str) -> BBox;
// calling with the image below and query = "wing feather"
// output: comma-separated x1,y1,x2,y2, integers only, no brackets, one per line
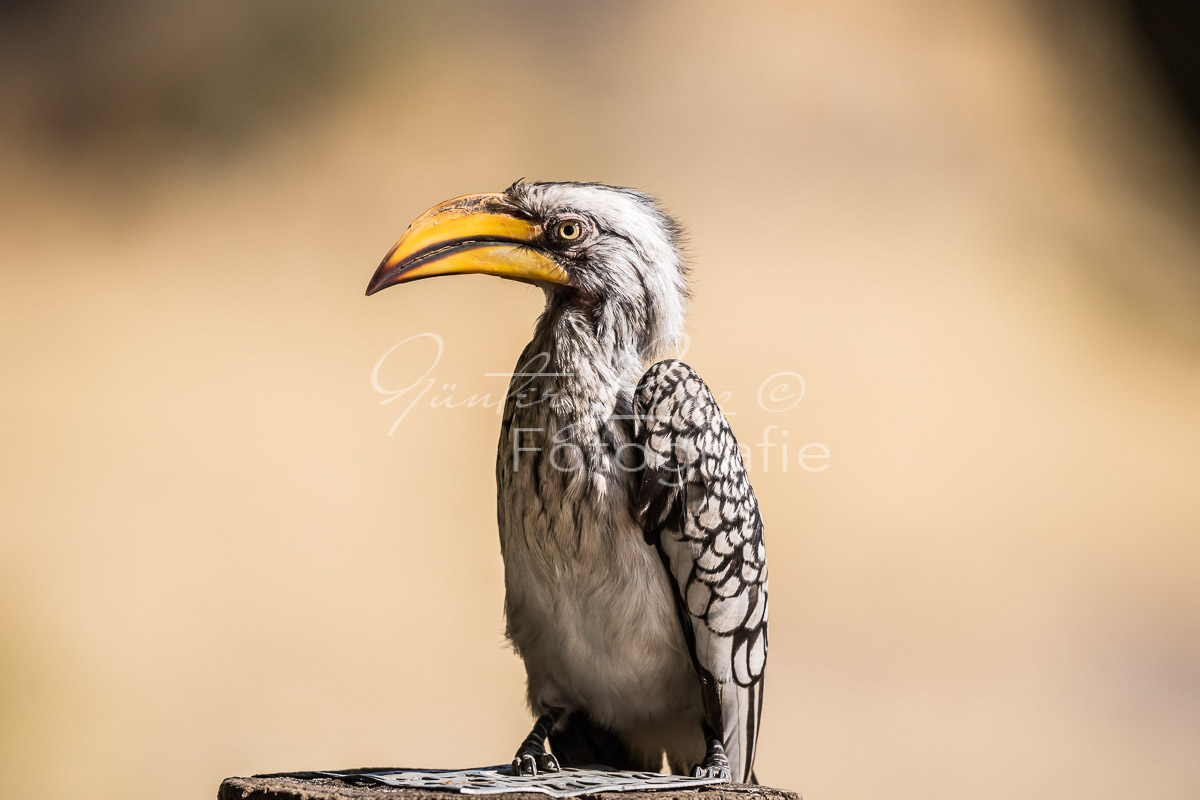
634,359,769,783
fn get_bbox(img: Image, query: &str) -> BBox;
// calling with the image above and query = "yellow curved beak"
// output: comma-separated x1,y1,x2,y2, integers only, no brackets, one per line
366,193,568,296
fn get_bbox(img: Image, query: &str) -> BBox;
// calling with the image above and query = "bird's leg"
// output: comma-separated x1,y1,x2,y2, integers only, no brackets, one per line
511,709,562,776
691,723,732,781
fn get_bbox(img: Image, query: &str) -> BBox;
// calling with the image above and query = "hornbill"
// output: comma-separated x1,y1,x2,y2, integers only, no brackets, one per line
367,182,768,783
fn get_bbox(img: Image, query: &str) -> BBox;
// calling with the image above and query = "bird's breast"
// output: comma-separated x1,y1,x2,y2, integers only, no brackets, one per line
496,402,699,731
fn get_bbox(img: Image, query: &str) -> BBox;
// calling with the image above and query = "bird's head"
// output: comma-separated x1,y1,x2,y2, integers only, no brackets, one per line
367,181,688,358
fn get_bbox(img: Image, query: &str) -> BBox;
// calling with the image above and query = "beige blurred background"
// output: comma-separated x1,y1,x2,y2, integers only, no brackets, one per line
2,1,1199,799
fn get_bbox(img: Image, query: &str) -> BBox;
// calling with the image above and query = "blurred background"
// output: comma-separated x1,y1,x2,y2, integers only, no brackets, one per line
2,1,1199,798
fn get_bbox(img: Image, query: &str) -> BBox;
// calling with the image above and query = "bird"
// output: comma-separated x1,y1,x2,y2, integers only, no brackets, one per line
366,181,768,783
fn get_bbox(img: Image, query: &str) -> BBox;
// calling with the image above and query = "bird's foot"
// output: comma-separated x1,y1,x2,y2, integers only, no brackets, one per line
511,752,560,776
510,709,563,776
691,726,732,782
691,759,731,781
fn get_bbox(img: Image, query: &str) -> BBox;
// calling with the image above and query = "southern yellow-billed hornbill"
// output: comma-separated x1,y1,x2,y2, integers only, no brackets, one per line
367,181,768,783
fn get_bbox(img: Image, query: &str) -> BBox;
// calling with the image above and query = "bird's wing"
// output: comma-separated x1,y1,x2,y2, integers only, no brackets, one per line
633,359,768,783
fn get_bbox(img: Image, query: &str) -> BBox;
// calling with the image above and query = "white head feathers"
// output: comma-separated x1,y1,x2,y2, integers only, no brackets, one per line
507,181,689,361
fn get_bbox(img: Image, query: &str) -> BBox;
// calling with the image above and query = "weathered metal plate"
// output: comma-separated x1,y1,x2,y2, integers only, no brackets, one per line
316,766,726,797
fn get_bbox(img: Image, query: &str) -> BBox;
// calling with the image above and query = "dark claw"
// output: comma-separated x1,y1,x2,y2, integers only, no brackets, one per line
512,754,539,776
694,723,732,782
691,763,732,781
511,709,563,777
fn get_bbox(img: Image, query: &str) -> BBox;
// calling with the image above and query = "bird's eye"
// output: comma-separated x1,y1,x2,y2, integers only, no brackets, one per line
556,219,583,241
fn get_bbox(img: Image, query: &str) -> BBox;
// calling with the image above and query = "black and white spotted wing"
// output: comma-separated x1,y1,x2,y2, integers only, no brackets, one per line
633,359,768,783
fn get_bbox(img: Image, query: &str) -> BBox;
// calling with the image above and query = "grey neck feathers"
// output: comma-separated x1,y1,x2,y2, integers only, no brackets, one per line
506,298,642,456
537,300,641,406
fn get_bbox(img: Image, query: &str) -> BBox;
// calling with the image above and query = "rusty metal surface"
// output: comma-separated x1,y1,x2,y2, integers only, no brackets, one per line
218,769,801,800
315,766,723,797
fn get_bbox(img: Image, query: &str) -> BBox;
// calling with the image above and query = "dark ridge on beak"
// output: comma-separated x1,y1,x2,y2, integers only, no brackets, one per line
366,238,533,296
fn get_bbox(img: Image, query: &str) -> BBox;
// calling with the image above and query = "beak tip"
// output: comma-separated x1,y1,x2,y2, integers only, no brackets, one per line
365,263,394,297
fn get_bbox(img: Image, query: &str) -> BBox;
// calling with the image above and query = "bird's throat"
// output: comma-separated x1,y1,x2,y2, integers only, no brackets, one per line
507,303,643,449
